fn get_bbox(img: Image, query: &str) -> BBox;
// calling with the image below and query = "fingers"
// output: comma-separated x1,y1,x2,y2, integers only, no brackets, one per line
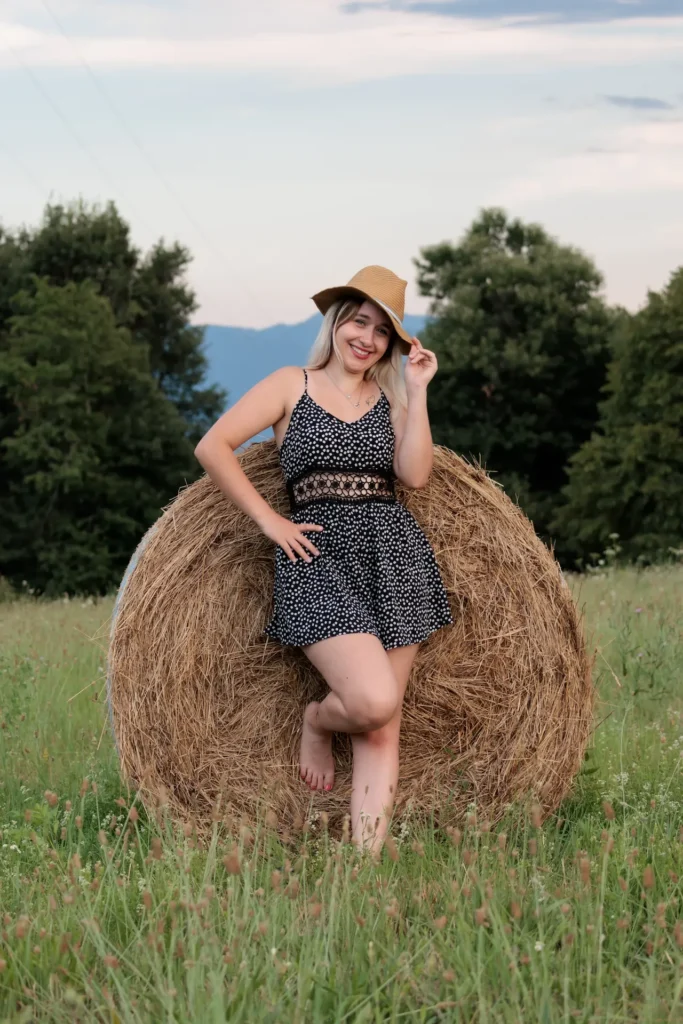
282,526,323,562
291,539,313,562
298,524,323,557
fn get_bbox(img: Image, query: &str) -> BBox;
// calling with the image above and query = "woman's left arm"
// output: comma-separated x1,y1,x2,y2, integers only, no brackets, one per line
393,337,439,489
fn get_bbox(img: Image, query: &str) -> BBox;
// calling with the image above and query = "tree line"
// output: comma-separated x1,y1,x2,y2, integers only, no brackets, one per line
0,201,680,596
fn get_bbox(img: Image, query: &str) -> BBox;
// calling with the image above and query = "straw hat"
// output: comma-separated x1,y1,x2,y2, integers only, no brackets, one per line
311,265,416,354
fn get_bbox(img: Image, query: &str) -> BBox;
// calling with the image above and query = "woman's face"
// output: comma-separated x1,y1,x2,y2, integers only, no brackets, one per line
334,300,393,371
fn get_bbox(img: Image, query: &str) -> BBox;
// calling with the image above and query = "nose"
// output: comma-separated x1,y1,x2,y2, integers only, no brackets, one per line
354,323,373,348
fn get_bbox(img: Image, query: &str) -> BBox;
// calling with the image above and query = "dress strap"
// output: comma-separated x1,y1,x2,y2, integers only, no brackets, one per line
302,367,308,394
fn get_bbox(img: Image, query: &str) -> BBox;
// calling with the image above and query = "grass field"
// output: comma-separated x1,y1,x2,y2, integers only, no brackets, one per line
0,566,681,1022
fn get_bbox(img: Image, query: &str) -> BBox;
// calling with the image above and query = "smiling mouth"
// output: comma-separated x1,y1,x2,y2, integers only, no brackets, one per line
349,344,372,357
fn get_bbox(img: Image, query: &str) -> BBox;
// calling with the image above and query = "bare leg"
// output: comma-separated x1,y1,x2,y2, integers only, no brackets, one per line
299,633,401,793
350,643,419,854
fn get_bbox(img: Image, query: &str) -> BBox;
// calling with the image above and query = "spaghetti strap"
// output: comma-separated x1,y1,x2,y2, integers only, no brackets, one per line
302,367,308,394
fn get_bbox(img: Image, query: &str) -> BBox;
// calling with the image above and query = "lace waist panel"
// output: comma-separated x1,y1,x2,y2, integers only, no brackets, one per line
286,468,397,513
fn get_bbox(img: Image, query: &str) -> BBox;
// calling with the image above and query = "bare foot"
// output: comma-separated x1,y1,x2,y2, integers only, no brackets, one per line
299,702,335,792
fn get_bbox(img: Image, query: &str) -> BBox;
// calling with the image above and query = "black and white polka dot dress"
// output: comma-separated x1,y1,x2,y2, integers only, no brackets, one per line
262,368,453,650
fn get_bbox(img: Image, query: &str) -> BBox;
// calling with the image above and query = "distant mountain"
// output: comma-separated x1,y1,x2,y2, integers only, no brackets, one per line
200,312,428,443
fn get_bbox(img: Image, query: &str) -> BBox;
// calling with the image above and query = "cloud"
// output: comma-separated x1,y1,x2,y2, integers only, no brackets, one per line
495,118,683,204
2,12,683,81
604,95,674,110
341,0,682,24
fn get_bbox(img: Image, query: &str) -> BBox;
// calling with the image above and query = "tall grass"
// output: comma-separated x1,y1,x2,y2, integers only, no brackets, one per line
0,567,681,1022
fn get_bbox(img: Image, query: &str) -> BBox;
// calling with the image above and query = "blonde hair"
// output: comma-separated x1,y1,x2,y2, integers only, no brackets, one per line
305,299,408,423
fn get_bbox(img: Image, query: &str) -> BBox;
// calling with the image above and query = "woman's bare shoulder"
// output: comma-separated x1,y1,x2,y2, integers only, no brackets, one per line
195,365,305,452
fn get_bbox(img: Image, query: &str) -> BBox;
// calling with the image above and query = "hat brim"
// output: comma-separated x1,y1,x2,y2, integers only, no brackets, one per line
311,286,415,355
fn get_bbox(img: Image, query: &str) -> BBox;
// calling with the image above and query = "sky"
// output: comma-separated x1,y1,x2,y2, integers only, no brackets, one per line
1,0,682,327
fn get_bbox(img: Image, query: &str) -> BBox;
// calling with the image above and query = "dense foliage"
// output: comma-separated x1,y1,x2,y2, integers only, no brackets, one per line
416,208,615,559
0,201,225,596
552,267,683,565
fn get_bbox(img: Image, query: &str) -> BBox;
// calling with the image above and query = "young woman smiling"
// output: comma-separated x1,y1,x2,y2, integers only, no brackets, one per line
194,266,452,854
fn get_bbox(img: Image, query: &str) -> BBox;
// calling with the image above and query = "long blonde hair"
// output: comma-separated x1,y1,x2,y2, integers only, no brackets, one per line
305,299,408,424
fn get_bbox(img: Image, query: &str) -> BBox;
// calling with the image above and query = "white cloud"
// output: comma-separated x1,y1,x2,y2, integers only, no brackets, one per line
496,119,683,203
1,11,683,81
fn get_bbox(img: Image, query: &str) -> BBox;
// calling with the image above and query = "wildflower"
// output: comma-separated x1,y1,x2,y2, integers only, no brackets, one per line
223,849,241,875
447,827,462,847
534,941,544,952
643,865,655,890
433,915,447,930
285,877,300,899
384,835,399,862
602,801,615,821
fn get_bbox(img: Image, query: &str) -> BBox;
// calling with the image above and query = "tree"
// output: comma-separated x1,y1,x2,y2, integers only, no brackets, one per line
416,208,614,555
0,200,225,443
0,278,197,596
552,268,683,565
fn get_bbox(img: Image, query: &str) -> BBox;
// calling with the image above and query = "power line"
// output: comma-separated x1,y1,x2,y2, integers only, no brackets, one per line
0,136,55,206
6,40,159,237
38,0,261,305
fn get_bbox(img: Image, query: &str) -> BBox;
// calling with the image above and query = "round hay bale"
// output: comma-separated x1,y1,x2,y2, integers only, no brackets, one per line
107,439,594,839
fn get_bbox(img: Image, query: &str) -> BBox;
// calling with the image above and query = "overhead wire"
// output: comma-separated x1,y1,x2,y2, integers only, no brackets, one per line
37,0,260,305
4,40,160,237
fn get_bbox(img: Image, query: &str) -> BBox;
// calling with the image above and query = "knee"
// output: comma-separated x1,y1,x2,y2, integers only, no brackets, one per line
346,691,399,732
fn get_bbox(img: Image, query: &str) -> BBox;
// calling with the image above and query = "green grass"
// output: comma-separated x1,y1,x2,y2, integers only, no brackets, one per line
0,566,682,1022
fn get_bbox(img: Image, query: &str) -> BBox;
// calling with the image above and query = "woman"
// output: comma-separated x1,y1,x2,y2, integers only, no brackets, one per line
194,265,453,854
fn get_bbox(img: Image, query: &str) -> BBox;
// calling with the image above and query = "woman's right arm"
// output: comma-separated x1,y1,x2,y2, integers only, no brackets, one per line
193,367,323,562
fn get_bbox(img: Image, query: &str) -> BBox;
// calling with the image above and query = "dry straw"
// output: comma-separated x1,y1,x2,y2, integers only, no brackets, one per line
107,441,594,841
